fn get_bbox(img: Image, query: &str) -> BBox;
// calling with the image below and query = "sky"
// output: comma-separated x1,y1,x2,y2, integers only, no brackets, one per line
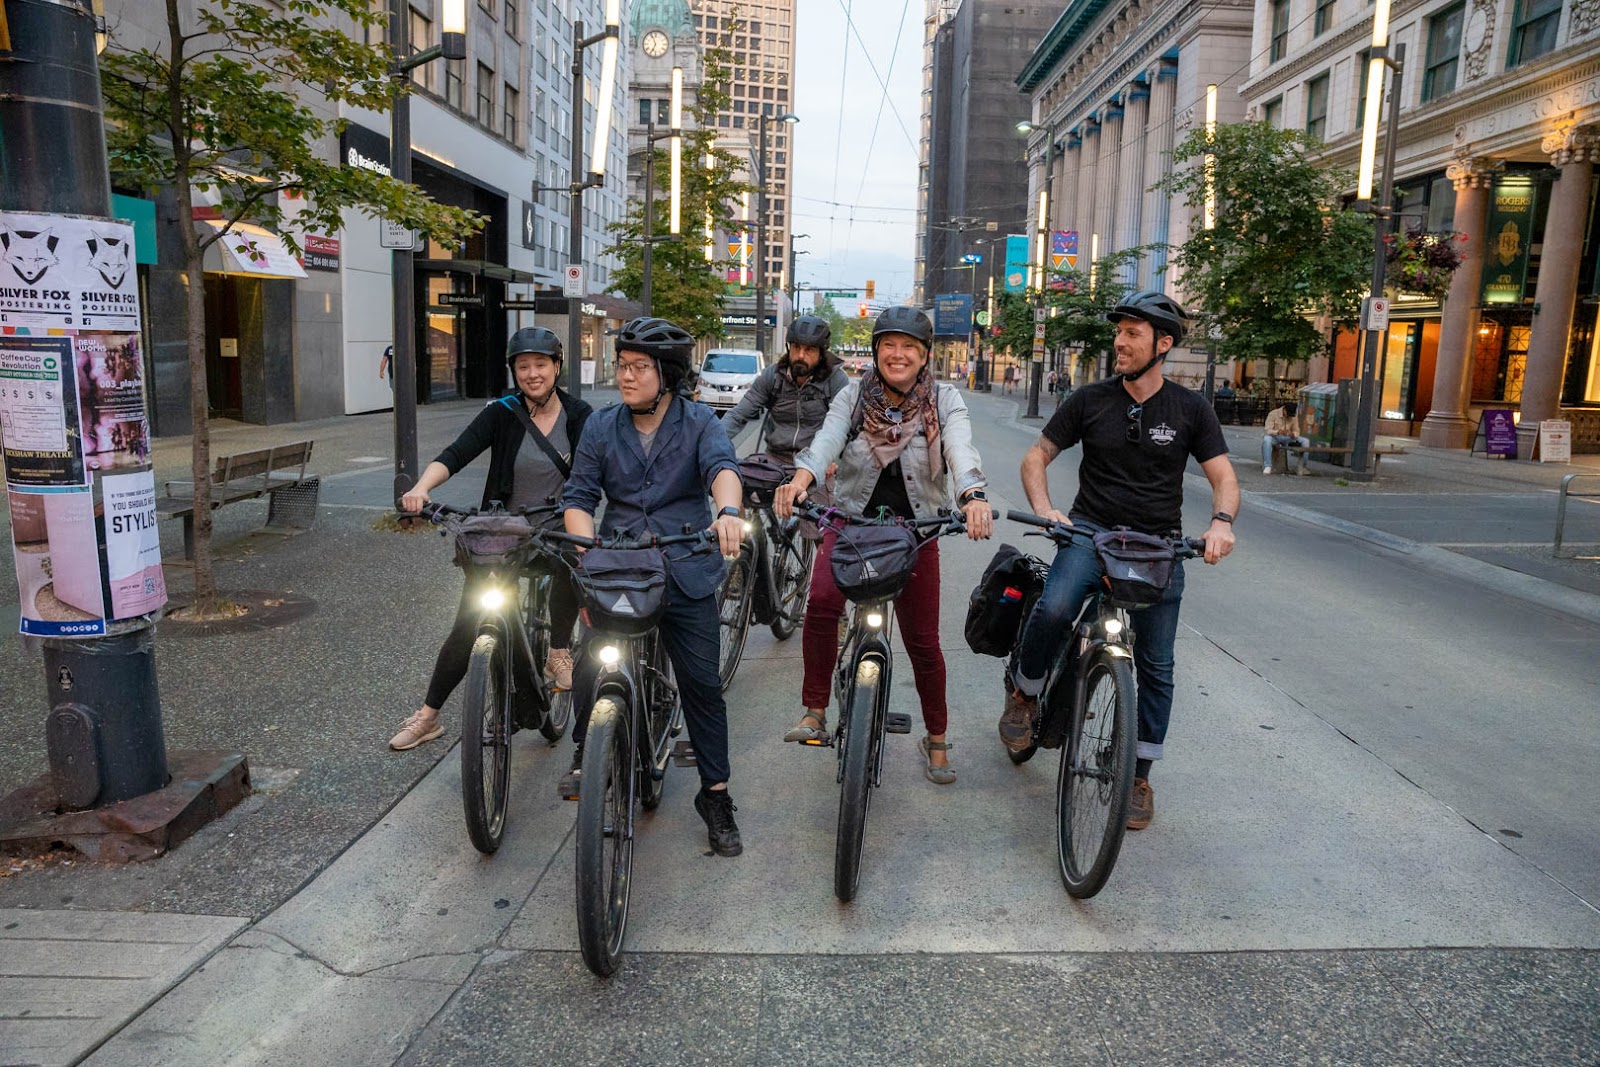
788,1,923,304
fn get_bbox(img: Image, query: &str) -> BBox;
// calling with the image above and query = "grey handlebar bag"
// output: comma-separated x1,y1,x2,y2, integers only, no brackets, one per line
1092,528,1176,608
576,547,669,635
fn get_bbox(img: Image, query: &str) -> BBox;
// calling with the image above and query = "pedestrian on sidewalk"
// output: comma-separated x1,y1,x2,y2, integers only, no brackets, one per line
389,327,592,751
1262,400,1309,475
379,344,394,390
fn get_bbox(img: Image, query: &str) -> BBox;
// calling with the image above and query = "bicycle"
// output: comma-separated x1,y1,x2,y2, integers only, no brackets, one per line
716,454,817,690
799,501,975,902
415,502,575,855
1005,511,1202,898
543,525,714,977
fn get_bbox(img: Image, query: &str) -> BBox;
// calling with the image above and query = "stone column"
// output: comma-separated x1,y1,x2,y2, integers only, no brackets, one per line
1094,100,1124,265
1116,83,1149,288
1075,118,1100,262
1139,59,1179,287
1517,126,1598,458
1056,135,1080,236
1418,157,1496,450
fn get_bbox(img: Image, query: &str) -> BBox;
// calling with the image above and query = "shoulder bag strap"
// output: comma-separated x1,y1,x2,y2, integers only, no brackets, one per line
508,398,572,479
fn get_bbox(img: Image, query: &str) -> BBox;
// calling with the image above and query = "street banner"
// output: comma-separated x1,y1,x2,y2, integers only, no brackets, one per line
1480,177,1537,305
1481,408,1518,457
9,485,107,637
1051,230,1078,269
1538,419,1571,464
1003,235,1029,292
0,335,85,486
101,470,166,619
933,293,973,337
75,332,150,473
0,211,140,330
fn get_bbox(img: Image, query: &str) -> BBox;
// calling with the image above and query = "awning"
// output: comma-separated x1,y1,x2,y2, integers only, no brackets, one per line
198,220,309,279
415,258,538,284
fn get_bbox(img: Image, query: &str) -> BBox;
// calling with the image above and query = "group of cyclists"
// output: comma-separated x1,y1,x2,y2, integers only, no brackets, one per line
391,289,1238,855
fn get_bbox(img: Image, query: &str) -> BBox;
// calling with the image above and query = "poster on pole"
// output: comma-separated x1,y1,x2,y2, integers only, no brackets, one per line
101,470,166,619
0,335,85,486
0,212,141,331
75,332,151,472
9,485,107,637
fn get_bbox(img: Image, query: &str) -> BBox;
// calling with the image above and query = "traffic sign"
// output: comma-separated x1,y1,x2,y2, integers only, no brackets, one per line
563,263,585,297
1362,295,1389,331
380,220,418,250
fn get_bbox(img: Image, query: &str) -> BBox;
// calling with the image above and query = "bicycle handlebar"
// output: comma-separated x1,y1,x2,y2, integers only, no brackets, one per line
1005,510,1206,558
798,500,995,535
414,501,560,522
538,527,716,552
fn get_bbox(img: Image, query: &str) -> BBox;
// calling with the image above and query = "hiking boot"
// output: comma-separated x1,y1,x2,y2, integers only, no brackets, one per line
998,684,1038,753
545,648,575,691
389,710,442,751
1127,777,1154,830
558,745,583,800
694,787,744,857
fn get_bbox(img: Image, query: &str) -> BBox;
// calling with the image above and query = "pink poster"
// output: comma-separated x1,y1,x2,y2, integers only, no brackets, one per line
101,470,166,619
75,332,150,473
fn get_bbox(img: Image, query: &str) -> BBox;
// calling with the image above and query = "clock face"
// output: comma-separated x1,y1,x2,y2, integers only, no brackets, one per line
643,30,669,58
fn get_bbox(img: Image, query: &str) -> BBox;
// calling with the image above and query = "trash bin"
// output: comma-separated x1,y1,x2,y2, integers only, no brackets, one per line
1299,383,1339,448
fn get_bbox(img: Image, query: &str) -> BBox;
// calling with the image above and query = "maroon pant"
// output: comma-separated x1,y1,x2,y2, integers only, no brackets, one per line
801,530,948,735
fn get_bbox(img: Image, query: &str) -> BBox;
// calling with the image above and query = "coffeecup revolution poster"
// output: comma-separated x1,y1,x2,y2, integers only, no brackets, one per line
0,335,85,486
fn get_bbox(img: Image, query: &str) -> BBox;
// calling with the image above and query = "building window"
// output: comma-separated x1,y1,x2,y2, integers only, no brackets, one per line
504,83,519,143
1355,47,1372,121
1270,0,1291,61
478,0,496,15
1263,96,1284,129
1305,73,1329,141
639,97,652,125
1423,4,1464,100
477,64,495,128
1508,0,1560,67
408,12,435,91
1315,0,1337,35
657,99,669,124
445,59,464,110
505,0,519,38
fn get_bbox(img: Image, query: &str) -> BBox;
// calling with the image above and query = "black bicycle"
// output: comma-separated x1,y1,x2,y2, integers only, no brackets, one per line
544,526,713,977
800,502,973,902
1005,512,1202,898
417,502,575,855
716,455,816,690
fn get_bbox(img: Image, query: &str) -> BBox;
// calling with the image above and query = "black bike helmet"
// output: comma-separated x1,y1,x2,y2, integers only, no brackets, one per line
614,315,696,393
1106,290,1190,345
507,326,563,366
871,305,934,351
786,314,831,352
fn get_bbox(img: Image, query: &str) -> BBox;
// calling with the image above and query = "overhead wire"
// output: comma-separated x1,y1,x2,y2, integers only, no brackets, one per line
841,0,915,258
824,0,854,276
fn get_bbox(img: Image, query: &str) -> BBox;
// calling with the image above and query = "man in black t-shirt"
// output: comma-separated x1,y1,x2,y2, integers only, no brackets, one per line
1002,291,1238,831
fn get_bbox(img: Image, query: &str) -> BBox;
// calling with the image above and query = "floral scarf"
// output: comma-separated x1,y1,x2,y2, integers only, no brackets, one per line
859,365,942,479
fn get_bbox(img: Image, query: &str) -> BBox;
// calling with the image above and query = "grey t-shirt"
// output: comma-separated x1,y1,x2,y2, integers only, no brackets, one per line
508,406,569,511
637,426,658,458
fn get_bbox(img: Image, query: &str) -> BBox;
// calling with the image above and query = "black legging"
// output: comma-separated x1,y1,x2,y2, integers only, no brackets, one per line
424,566,580,710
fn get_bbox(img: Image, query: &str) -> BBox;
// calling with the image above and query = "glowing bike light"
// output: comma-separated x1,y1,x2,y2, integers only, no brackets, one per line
742,520,754,535
865,612,885,629
1104,617,1124,636
478,587,507,611
597,644,622,667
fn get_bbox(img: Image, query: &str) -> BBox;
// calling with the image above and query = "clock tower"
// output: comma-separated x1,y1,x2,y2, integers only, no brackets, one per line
626,0,703,206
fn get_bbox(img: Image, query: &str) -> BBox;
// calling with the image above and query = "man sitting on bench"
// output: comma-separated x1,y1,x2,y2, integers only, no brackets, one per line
1262,401,1309,475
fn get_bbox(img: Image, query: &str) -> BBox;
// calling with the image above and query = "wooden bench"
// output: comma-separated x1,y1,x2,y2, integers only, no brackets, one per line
155,441,320,559
1277,443,1405,475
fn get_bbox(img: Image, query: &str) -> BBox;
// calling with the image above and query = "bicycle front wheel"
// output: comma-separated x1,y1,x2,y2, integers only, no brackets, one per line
461,634,512,855
716,548,755,691
531,574,573,743
834,657,881,902
769,534,815,641
575,698,633,977
1057,650,1136,899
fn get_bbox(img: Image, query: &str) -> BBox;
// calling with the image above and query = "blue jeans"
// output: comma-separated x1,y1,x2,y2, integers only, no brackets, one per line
1013,525,1186,762
572,590,730,787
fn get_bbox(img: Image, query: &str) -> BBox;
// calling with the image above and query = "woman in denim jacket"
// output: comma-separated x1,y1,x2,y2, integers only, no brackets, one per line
774,306,991,784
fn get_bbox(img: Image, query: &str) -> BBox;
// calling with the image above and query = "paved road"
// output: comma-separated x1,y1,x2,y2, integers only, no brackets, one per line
58,387,1599,1065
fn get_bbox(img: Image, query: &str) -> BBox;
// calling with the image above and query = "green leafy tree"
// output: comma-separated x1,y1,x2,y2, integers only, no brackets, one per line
991,246,1149,380
1158,121,1372,394
605,23,753,340
812,298,872,351
100,0,482,612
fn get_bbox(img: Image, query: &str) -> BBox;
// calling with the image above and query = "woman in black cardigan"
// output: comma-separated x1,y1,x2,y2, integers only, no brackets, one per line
390,327,592,751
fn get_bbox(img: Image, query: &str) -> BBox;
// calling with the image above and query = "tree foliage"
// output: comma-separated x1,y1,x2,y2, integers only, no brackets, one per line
1158,121,1372,387
100,0,484,611
605,23,754,340
811,297,873,350
990,246,1150,376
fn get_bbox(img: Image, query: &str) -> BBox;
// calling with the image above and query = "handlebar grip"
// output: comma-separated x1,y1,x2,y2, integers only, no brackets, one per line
1005,509,1050,526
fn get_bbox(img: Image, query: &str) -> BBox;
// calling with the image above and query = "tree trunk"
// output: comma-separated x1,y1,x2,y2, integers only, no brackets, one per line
177,178,218,612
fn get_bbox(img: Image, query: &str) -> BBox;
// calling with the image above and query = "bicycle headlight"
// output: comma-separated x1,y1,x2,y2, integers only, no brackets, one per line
742,519,754,536
477,586,507,611
865,611,885,629
1104,617,1123,637
597,644,622,667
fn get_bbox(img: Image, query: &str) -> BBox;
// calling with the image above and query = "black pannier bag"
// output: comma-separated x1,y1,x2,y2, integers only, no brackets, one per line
964,544,1048,657
452,514,535,568
829,522,921,601
1092,528,1178,608
738,453,790,505
575,547,669,635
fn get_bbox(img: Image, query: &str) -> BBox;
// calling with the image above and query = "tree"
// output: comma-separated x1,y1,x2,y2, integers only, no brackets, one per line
812,298,872,351
991,246,1149,380
605,23,753,339
1158,121,1372,395
101,0,482,613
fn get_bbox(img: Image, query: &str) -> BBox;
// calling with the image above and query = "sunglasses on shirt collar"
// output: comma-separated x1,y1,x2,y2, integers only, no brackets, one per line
1126,403,1144,443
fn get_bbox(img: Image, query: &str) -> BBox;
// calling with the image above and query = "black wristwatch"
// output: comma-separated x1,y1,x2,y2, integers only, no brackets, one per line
718,506,742,519
1211,511,1235,524
963,489,988,503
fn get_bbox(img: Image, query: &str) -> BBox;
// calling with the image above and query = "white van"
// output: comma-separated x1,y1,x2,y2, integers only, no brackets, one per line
697,348,765,414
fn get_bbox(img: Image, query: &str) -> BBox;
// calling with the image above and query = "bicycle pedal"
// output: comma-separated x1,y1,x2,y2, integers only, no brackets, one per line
671,740,697,766
884,712,913,734
800,733,834,748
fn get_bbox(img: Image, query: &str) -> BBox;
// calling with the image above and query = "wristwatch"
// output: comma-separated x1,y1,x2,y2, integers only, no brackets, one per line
963,489,988,503
1211,511,1235,524
718,506,742,519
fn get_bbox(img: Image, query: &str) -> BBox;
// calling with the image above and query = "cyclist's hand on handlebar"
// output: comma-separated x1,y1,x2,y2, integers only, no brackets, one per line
1202,518,1235,565
400,487,431,514
961,497,993,541
1042,507,1072,527
711,513,745,559
774,481,808,520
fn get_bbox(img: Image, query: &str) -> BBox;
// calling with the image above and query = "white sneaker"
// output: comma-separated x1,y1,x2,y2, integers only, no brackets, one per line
1263,466,1273,475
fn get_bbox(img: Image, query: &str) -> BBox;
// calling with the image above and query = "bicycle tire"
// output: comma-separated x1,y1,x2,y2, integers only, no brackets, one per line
834,656,881,902
769,534,815,641
529,574,573,743
638,637,672,811
460,634,512,855
575,697,633,976
1056,650,1137,899
716,548,755,691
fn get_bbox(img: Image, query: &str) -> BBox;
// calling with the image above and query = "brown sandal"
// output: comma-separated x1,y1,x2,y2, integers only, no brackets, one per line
783,710,828,743
920,735,956,785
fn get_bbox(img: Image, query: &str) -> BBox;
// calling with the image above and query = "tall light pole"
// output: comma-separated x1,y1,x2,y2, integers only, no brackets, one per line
566,0,621,401
1022,120,1057,420
389,0,466,509
1202,82,1220,402
1350,0,1405,480
639,66,684,315
754,110,800,355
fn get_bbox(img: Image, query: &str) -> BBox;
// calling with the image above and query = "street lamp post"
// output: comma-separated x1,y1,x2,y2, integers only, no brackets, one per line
789,233,810,311
1203,83,1220,403
754,110,800,356
638,66,685,315
565,0,622,401
389,0,466,509
1027,133,1057,420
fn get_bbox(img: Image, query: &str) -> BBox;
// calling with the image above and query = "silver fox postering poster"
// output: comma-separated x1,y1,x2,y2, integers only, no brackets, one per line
0,211,141,331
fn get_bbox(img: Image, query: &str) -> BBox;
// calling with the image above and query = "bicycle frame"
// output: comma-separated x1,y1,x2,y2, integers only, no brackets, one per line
835,599,897,785
470,561,555,729
1037,595,1134,748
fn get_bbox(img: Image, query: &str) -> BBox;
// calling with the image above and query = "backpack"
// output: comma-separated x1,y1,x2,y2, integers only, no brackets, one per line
964,544,1049,657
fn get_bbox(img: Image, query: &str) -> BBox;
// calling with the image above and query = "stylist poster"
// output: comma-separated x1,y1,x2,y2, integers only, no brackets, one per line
101,470,166,618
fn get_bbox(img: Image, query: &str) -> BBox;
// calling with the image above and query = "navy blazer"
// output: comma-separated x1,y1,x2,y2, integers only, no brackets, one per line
562,397,741,600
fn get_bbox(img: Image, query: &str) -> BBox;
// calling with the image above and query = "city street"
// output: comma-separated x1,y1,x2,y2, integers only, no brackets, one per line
2,386,1596,1065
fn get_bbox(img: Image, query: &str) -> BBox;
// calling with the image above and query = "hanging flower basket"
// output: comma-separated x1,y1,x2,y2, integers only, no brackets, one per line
1384,228,1468,302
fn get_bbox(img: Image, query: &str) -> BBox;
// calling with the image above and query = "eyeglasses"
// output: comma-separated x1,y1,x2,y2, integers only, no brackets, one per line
616,359,656,379
1126,403,1144,443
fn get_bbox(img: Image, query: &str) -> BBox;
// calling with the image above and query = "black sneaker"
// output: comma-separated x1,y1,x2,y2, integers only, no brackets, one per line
693,787,744,857
558,745,583,801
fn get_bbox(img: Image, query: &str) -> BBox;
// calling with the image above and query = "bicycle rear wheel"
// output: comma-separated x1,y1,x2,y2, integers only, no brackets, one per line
1056,650,1136,898
575,698,633,976
638,635,674,811
529,574,573,743
834,657,881,902
461,634,512,855
717,547,755,691
769,533,815,641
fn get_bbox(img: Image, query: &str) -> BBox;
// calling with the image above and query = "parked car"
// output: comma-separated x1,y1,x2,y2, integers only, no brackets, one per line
697,348,764,414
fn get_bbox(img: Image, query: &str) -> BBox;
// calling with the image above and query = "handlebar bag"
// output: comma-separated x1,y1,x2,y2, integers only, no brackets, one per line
1092,528,1177,608
964,544,1049,657
576,547,669,635
453,514,535,568
738,453,790,505
830,522,921,602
